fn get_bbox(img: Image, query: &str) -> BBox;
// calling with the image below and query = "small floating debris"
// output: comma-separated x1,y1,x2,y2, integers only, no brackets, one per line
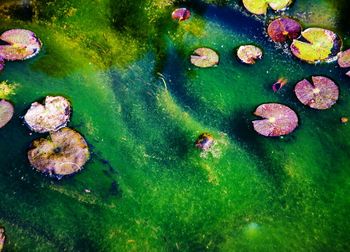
294,76,339,110
242,0,293,15
24,96,71,133
0,29,42,61
28,127,90,177
338,49,350,68
252,103,298,137
291,28,342,63
190,48,219,68
237,45,263,65
172,8,191,21
272,77,287,92
195,133,214,151
0,227,5,252
340,117,349,124
0,99,14,128
267,17,302,42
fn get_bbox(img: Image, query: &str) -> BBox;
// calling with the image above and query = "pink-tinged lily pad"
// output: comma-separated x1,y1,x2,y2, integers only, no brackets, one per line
338,49,350,68
0,100,14,128
24,96,71,133
28,127,90,177
267,17,302,42
195,133,214,151
0,227,5,252
252,103,298,137
0,29,42,61
291,28,342,63
242,0,293,15
190,48,219,68
237,45,263,64
172,8,191,21
294,76,339,110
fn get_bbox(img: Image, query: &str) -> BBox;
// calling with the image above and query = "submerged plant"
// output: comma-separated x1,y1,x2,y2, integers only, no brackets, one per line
0,99,14,128
190,48,219,68
242,0,293,15
267,17,302,42
237,45,263,64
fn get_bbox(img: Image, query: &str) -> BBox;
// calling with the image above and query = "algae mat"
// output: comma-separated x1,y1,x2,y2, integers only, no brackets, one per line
0,0,350,251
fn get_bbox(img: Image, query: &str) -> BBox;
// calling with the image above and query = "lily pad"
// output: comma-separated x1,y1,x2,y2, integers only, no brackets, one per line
172,8,191,21
338,49,350,68
237,45,263,64
291,28,342,63
28,127,90,177
24,96,71,133
190,48,219,68
346,71,350,77
195,133,214,151
0,99,14,128
294,76,339,110
252,103,298,137
0,29,42,61
267,17,302,42
242,0,293,15
0,227,4,252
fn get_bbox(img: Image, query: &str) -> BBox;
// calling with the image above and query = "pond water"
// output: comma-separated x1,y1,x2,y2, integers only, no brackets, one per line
0,0,350,251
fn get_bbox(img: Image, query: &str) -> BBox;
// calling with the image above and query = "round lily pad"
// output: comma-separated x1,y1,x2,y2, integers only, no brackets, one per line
190,48,219,68
267,17,302,42
291,28,342,63
237,45,263,64
28,127,90,177
338,49,350,68
0,100,14,128
172,8,191,21
195,133,214,151
24,96,71,133
242,0,293,15
0,29,42,61
252,103,298,137
294,76,339,110
0,227,5,252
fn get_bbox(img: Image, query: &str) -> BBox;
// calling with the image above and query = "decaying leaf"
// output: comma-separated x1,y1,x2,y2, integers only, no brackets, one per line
252,103,298,137
195,133,214,151
291,28,342,63
24,96,71,133
338,49,350,68
172,8,191,21
28,127,90,177
237,45,263,64
294,76,339,110
242,0,293,15
190,48,219,68
267,17,302,42
0,99,14,128
0,29,42,61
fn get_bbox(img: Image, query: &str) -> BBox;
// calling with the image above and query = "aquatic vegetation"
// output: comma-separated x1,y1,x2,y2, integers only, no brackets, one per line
190,48,219,68
171,8,191,21
340,117,348,124
27,127,90,177
0,227,4,252
338,49,350,68
272,78,287,92
237,45,263,64
0,99,14,128
291,28,342,63
294,76,339,110
242,0,293,15
0,29,42,61
24,96,71,133
195,133,214,151
267,17,301,42
252,103,298,137
0,81,18,99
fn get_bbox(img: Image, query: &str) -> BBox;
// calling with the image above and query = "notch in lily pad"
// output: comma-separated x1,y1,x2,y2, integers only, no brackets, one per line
0,100,14,129
190,48,219,68
291,28,342,63
172,8,191,21
24,96,71,133
294,76,339,110
252,103,298,137
28,127,90,178
267,17,301,42
0,29,42,61
242,0,293,15
237,45,263,64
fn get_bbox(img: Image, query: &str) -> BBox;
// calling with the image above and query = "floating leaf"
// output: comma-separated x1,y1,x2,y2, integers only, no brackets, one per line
28,128,90,177
190,48,219,68
172,8,191,21
291,28,342,63
267,17,302,42
242,0,293,15
338,49,350,68
0,29,42,61
0,100,14,128
237,45,263,64
252,103,298,137
340,117,348,124
346,71,350,77
294,76,339,110
24,96,71,133
0,227,4,252
195,133,214,151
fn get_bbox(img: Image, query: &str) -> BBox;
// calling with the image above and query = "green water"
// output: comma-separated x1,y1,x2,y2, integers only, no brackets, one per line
0,0,350,251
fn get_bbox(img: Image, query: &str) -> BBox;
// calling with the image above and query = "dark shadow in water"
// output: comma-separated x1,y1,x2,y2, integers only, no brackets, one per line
335,0,350,37
0,0,33,21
